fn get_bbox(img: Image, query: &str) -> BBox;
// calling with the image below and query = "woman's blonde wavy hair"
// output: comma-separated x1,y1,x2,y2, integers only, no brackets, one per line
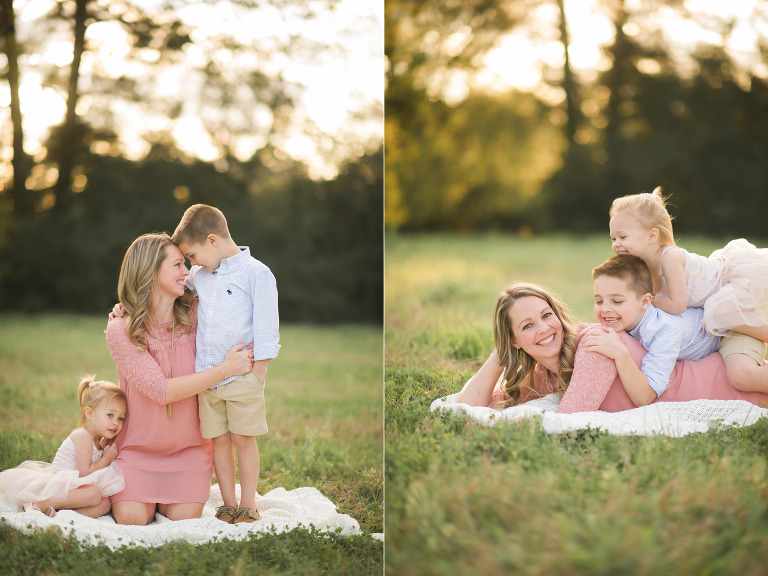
117,233,195,349
493,283,578,408
609,186,676,247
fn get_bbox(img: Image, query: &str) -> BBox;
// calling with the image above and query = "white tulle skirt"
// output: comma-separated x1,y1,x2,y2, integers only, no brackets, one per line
703,239,768,337
0,460,124,508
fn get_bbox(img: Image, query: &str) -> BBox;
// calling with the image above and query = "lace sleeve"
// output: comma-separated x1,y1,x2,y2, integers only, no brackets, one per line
106,318,167,406
557,325,619,414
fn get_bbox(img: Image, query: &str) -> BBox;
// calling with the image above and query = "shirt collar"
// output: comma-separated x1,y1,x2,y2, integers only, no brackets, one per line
215,246,250,273
629,303,655,337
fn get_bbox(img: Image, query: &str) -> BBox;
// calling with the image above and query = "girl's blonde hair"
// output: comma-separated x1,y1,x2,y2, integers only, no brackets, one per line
76,375,125,432
117,233,194,349
609,186,676,246
493,283,578,408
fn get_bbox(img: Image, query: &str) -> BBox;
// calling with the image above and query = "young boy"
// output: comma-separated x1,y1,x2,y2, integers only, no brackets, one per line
584,254,719,406
172,204,280,524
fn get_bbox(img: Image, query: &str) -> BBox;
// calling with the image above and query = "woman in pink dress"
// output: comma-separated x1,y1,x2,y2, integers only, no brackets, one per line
105,233,253,525
456,282,768,412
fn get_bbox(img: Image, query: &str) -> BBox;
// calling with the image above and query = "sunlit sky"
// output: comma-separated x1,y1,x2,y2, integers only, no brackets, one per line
5,0,765,176
3,0,384,179
451,0,766,104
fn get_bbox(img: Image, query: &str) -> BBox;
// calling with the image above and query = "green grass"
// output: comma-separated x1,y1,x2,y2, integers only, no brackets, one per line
0,317,382,575
386,232,768,576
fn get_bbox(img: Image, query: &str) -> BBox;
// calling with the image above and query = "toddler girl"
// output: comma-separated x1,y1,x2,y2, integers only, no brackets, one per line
0,376,126,518
608,187,768,393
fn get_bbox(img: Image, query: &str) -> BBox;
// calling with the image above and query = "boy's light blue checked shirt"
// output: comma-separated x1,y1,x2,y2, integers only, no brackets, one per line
629,303,720,397
186,246,280,389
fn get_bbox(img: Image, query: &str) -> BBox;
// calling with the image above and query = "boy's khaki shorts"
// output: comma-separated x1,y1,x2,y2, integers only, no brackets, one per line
718,332,767,366
198,372,268,438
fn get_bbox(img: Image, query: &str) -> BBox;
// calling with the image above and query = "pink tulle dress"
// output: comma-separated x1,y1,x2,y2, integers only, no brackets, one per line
105,302,213,505
557,323,768,413
0,431,124,508
657,239,768,337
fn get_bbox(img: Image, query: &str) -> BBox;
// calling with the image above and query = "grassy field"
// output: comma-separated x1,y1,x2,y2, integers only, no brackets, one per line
386,232,768,575
0,317,382,575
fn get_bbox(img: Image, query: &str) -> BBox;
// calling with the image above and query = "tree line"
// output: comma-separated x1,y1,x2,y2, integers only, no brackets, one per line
385,0,768,238
0,146,383,323
1,0,382,323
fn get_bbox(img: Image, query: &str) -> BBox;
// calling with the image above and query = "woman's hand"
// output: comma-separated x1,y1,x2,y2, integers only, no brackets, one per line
583,327,627,360
220,343,254,377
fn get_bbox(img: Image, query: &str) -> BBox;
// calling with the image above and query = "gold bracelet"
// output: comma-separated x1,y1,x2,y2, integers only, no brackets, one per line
218,366,225,378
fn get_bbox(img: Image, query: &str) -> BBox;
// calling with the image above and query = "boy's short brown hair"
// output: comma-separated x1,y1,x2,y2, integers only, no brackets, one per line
592,254,653,297
172,204,230,246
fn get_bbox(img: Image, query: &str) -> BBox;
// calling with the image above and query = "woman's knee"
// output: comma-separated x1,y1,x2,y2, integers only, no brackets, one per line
159,502,204,521
112,501,155,525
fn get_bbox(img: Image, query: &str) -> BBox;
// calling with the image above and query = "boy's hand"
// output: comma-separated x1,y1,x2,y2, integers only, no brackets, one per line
252,359,271,386
583,327,627,360
109,303,126,321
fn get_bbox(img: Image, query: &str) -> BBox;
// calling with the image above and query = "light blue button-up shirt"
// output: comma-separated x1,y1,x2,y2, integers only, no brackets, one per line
629,304,720,397
186,246,280,389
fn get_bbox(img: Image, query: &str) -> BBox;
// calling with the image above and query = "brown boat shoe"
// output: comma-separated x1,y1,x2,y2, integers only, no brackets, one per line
233,507,260,524
214,505,237,524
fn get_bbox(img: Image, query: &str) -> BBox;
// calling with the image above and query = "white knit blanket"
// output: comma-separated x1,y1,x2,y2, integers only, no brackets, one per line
430,394,768,437
0,483,382,548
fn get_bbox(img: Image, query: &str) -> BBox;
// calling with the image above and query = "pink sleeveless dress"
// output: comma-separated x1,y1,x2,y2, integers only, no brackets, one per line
105,302,213,504
0,431,124,508
657,240,768,337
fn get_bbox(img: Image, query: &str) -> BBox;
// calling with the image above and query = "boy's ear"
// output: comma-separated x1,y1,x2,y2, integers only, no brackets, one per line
648,228,660,244
640,292,654,310
206,233,218,246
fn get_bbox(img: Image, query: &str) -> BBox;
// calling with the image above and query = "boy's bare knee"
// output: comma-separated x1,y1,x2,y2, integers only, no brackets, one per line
212,433,233,447
725,354,759,390
231,433,256,448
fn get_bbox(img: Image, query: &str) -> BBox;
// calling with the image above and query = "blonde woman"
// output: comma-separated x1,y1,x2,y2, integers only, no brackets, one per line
457,283,577,408
105,233,253,525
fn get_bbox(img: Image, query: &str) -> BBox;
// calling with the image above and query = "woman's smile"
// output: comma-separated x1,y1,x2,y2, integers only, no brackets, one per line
507,296,564,371
537,334,556,346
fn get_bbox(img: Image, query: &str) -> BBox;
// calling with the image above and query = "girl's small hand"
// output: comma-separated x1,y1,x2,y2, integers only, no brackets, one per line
102,443,119,464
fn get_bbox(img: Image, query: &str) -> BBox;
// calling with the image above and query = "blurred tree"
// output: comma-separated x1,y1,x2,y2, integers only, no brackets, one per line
546,0,768,237
391,91,563,231
0,0,33,215
0,147,383,323
555,0,580,146
51,0,88,213
385,0,530,229
1,0,365,208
